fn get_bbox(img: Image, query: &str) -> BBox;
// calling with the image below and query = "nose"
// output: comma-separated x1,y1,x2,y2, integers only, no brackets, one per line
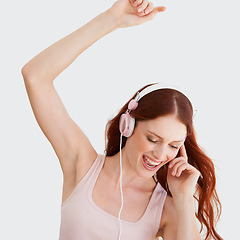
153,145,168,162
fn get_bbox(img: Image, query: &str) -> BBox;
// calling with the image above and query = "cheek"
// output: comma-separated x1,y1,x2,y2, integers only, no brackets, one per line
168,150,179,161
127,135,151,155
136,137,153,153
137,140,146,151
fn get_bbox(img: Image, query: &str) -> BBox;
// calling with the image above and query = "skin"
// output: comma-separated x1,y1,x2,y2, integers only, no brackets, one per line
104,114,188,190
22,0,201,238
101,114,201,239
122,115,187,181
109,0,167,28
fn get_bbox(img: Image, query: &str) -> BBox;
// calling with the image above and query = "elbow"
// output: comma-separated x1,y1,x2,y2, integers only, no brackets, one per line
21,61,32,75
21,66,27,79
21,64,37,83
21,64,31,81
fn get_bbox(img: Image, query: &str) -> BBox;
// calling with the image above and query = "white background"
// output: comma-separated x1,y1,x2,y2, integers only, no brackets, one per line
1,0,239,239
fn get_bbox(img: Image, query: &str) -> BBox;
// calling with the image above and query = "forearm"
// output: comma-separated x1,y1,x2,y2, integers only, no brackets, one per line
174,196,201,240
22,9,119,83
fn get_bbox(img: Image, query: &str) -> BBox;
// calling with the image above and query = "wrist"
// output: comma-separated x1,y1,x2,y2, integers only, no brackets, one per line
173,194,195,212
104,8,122,29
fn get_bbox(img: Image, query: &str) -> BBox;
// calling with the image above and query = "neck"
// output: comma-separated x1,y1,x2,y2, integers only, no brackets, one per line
104,149,156,191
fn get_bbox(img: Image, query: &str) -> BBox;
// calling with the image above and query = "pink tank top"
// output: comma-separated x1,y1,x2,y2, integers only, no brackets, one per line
59,154,167,240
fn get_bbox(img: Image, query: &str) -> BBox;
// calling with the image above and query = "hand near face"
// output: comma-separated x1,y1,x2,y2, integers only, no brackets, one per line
167,144,201,199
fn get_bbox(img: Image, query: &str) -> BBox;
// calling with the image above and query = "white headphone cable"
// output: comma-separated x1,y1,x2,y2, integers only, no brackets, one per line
118,133,124,240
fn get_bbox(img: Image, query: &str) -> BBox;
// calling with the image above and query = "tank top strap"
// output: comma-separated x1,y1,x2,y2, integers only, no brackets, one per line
61,153,105,207
153,182,167,233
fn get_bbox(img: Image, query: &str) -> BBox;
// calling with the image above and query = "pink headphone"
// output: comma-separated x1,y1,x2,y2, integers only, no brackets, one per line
119,83,184,137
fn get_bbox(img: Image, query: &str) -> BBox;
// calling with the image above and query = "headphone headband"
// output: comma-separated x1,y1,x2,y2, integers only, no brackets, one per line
134,83,182,102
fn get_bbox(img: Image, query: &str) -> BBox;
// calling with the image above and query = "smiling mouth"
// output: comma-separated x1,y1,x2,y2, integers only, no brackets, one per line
142,155,163,171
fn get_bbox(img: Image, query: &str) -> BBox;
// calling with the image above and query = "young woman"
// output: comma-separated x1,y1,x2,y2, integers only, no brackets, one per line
21,0,222,239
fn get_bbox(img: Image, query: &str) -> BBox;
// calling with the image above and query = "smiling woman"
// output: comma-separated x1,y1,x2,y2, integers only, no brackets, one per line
21,0,222,239
122,115,188,177
105,84,223,239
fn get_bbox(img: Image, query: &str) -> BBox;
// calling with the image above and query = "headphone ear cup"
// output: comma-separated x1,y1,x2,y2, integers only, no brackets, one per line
127,116,135,137
119,113,136,137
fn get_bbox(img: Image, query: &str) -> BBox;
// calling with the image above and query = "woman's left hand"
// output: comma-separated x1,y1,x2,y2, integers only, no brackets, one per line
108,0,166,29
167,144,201,199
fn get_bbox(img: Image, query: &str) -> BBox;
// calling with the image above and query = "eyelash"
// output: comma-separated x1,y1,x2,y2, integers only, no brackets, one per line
147,137,179,149
147,137,158,143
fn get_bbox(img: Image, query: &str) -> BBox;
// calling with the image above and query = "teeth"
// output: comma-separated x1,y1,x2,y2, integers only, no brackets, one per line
144,156,160,167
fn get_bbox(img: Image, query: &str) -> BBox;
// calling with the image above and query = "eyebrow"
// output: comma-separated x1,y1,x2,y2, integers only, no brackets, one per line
147,130,185,143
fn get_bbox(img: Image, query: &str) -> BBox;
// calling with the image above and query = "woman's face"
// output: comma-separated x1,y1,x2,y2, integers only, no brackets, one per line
124,114,187,179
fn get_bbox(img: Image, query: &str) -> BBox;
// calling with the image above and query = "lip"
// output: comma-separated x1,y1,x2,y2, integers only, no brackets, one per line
144,155,162,164
142,155,163,171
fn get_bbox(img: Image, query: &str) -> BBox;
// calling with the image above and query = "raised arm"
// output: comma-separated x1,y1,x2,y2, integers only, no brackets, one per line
21,10,119,84
21,10,121,202
21,0,166,202
21,1,166,83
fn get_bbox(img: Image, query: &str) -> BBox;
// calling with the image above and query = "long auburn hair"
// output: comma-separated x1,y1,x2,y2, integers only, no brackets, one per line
105,83,222,240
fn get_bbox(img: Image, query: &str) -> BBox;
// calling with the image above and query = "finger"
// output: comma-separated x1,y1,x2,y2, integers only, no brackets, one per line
136,0,149,12
180,144,188,162
171,160,186,176
144,2,154,14
175,162,188,177
133,0,143,7
168,157,185,168
154,6,167,12
138,6,166,22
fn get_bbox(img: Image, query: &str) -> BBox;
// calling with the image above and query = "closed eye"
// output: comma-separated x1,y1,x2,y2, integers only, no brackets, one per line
147,136,158,143
147,136,179,149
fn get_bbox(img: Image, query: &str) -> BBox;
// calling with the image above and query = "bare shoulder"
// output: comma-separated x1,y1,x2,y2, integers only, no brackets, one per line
157,194,178,237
